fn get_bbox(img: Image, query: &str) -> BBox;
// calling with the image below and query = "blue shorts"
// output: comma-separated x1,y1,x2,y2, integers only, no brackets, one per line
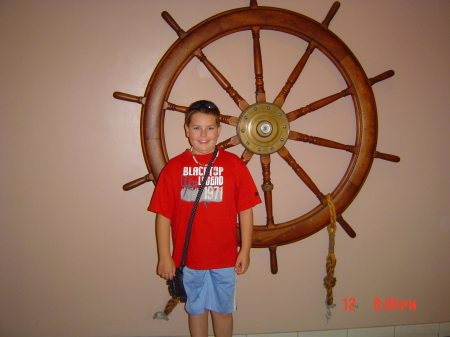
183,266,237,315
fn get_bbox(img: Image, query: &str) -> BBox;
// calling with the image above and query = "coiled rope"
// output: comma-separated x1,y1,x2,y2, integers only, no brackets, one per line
323,194,337,325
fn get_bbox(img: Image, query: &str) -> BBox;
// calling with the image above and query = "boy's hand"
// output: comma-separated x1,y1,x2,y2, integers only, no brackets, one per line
235,251,250,274
157,256,176,280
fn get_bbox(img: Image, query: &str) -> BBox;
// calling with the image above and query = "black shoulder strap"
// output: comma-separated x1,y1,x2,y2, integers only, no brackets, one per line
180,147,219,267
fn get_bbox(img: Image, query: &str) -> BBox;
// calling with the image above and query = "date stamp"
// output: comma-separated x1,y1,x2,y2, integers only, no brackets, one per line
374,298,416,311
342,298,417,311
342,298,358,311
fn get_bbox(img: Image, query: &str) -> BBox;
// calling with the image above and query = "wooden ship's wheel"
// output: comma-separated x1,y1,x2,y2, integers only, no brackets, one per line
114,1,400,275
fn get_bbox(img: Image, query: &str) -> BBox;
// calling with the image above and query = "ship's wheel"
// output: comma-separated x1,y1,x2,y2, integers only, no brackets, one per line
114,0,400,274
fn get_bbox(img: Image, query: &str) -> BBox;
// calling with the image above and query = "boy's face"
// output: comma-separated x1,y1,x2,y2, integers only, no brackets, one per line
184,112,221,155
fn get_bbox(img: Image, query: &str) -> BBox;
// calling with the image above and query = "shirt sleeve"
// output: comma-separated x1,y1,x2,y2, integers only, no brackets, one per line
235,159,262,212
148,164,176,220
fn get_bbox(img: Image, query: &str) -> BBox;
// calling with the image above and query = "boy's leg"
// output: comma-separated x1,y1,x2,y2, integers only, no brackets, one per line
188,310,209,337
211,311,233,337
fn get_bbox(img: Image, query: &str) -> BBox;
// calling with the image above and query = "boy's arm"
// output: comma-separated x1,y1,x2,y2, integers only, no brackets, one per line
155,213,176,280
235,208,254,274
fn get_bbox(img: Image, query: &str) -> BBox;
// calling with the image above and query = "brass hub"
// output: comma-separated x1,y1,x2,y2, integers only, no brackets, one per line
237,102,290,155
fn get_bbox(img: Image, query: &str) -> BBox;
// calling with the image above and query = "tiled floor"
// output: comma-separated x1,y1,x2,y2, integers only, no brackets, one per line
152,322,450,337
226,321,450,337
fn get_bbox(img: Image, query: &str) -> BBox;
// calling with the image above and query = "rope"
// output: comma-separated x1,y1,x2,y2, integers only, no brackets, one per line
323,194,337,325
153,296,180,320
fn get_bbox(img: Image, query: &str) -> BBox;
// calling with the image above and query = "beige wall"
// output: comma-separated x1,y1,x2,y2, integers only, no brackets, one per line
1,0,449,336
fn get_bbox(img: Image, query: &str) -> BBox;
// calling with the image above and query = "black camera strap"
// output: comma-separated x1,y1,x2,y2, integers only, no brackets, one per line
180,147,219,267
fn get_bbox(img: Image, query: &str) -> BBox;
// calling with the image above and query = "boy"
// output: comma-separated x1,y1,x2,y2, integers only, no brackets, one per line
148,100,261,337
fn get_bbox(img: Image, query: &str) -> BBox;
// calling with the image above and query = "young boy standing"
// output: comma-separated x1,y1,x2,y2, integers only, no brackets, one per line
148,100,261,337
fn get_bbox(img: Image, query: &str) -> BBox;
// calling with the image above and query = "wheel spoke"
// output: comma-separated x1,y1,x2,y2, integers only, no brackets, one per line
336,215,356,238
217,136,240,150
320,1,340,29
286,86,355,122
194,49,249,111
161,11,187,39
269,245,278,274
123,173,154,191
241,149,254,164
252,26,266,102
288,130,358,154
261,155,275,228
113,92,146,105
374,151,400,163
277,146,326,205
369,70,395,86
273,40,318,108
219,114,238,126
164,101,187,113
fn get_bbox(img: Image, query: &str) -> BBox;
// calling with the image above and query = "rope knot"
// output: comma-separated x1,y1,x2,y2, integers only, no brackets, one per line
323,275,337,288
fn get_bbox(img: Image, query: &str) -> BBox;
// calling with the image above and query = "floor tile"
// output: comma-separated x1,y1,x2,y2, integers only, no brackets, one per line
247,332,297,337
297,329,347,337
395,323,439,337
439,321,450,336
348,326,394,337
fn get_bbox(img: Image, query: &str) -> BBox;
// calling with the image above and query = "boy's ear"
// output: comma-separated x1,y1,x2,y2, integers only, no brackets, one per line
184,123,189,137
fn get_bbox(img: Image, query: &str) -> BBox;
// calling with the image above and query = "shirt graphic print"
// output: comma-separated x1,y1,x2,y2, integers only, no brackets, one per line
180,165,224,203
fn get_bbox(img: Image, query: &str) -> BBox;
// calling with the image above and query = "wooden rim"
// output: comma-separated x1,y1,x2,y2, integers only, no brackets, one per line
141,5,377,248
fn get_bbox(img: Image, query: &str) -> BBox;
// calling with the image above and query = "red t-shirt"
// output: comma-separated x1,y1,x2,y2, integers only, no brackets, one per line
148,148,261,270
